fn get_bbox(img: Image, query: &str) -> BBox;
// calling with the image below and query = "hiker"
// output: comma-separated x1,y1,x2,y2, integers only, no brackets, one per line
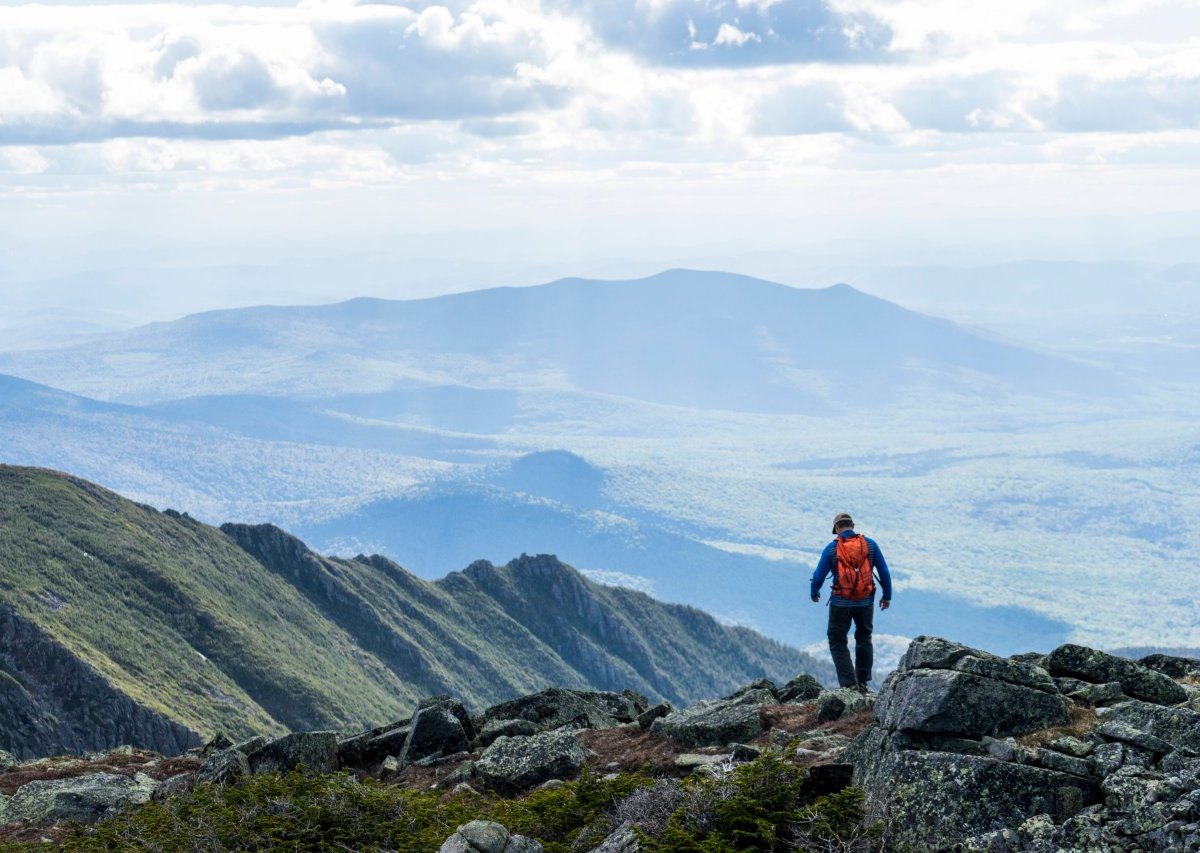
810,512,892,693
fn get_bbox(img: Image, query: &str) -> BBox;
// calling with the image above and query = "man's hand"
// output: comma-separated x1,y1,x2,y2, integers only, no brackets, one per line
880,599,891,611
811,594,820,603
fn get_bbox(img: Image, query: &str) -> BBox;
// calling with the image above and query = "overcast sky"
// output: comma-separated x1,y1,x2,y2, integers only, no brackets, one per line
2,0,1200,319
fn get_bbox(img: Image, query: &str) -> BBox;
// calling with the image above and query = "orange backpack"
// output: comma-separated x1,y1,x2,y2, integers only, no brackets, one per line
833,535,875,601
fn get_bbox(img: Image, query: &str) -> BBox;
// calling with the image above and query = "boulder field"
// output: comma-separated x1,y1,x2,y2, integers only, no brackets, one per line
2,638,1199,851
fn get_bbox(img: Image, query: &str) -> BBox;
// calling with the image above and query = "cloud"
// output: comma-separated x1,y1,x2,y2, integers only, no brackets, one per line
555,0,892,67
1040,73,1200,132
0,2,575,145
754,81,855,134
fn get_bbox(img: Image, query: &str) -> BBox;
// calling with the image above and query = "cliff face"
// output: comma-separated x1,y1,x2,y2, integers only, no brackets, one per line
0,605,198,760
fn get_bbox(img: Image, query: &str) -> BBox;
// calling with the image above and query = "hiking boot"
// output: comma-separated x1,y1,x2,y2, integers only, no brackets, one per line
852,683,869,695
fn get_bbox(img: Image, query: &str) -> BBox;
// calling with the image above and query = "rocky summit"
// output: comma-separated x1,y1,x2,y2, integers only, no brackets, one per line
1,635,1198,850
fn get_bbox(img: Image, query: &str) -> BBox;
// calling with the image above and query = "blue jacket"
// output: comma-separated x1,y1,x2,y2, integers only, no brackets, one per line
810,529,893,607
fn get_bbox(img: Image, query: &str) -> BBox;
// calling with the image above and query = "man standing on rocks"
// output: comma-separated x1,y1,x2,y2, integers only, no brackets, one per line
810,512,892,692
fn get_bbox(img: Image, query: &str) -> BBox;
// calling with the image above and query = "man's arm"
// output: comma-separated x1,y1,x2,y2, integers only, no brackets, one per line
869,538,893,606
810,543,834,602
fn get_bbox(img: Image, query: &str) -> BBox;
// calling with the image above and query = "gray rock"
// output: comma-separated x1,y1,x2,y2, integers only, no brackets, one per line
416,696,477,743
1067,681,1125,706
900,637,1057,693
1103,699,1200,754
200,732,233,758
0,750,15,772
816,687,872,723
649,690,771,747
724,679,778,701
874,668,1069,738
195,747,250,785
731,743,762,761
401,704,470,764
246,731,339,775
150,772,193,802
233,735,268,754
859,750,1101,851
440,761,476,787
4,772,158,824
1046,644,1188,706
591,820,642,853
1047,736,1094,758
1139,653,1200,679
674,754,727,771
439,819,543,853
1102,766,1181,813
479,718,539,748
337,721,410,767
1053,676,1089,695
1094,720,1173,755
1090,742,1125,777
777,673,822,703
1034,747,1091,778
482,689,630,732
476,730,590,794
636,702,671,730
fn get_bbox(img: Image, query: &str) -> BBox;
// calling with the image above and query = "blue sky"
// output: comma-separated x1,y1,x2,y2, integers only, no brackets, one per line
2,0,1200,317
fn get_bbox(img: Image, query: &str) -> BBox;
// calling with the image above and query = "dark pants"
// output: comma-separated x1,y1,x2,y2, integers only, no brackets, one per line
827,604,874,688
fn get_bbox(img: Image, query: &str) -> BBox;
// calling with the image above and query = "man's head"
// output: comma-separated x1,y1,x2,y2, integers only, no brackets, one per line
832,512,854,534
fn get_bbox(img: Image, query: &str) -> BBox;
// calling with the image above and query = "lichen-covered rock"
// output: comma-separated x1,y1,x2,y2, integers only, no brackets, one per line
478,719,539,748
777,673,822,703
0,750,15,772
590,820,642,852
1101,699,1200,754
1046,644,1187,706
649,689,772,747
1065,680,1125,706
874,668,1068,738
200,732,233,758
438,819,543,853
246,731,338,775
816,687,872,723
865,750,1100,850
636,702,671,730
1139,653,1200,680
195,747,250,785
723,678,778,701
416,696,477,742
1033,747,1091,778
481,689,631,732
4,772,158,824
401,703,470,764
337,720,410,767
900,637,1058,693
476,730,590,794
1094,720,1172,755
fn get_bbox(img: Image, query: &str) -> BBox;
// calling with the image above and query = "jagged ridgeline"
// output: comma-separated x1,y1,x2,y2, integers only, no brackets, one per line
0,465,825,759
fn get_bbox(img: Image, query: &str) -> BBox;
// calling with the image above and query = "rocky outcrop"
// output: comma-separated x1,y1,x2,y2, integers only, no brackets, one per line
246,731,339,775
851,636,1200,851
0,605,199,760
2,772,158,824
439,820,543,853
649,688,773,747
1046,644,1188,706
475,730,591,794
481,688,646,733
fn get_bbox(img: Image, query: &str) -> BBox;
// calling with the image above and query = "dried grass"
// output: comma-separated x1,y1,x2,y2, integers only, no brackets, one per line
1017,704,1099,749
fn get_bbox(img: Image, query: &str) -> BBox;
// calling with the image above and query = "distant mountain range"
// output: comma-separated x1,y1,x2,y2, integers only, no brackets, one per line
0,270,1117,409
0,466,823,758
295,450,1074,654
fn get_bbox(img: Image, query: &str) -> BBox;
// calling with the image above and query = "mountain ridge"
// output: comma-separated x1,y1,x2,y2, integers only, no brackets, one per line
0,465,825,758
0,269,1116,408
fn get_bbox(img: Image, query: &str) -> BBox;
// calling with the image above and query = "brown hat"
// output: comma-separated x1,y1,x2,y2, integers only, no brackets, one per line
832,512,854,534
